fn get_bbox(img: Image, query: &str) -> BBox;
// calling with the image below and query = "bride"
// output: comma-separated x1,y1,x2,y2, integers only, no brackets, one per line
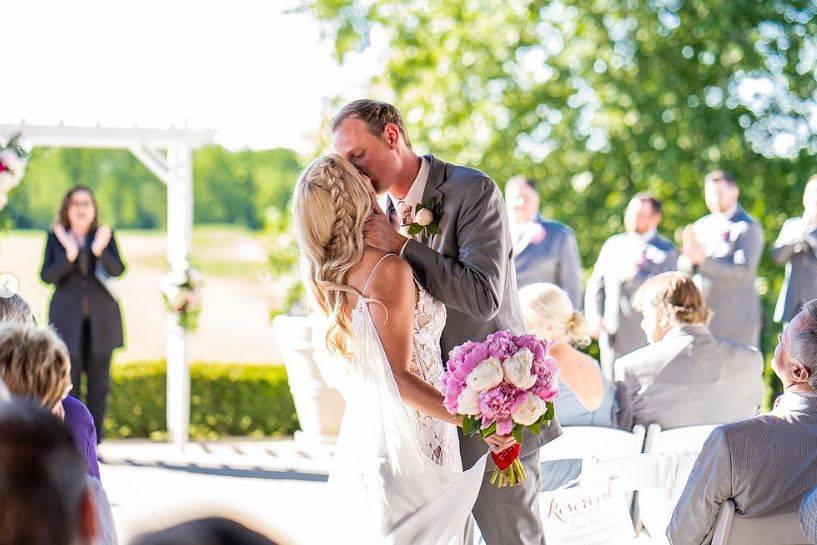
292,154,508,545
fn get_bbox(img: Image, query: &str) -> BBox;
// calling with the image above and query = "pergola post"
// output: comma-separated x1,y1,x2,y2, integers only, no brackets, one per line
0,122,213,449
165,143,194,449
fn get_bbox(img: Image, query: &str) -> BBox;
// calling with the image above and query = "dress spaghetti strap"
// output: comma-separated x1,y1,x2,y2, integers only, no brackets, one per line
362,253,398,297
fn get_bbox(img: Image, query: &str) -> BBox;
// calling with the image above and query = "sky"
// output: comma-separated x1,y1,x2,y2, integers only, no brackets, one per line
2,1,381,153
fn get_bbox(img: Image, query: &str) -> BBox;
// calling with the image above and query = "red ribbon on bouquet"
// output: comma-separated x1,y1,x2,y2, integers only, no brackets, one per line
490,443,524,487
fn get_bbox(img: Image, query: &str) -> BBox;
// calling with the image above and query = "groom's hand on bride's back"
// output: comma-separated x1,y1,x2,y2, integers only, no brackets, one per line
364,203,407,254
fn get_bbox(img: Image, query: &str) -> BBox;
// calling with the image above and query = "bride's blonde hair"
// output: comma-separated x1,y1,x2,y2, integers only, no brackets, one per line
292,153,376,360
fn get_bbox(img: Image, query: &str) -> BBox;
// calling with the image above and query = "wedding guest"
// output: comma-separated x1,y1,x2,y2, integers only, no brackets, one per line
40,185,126,441
615,272,763,430
668,299,817,545
585,193,677,378
0,321,100,479
801,485,817,545
678,170,763,348
505,176,582,308
773,175,817,325
131,517,283,545
0,293,36,324
520,283,620,428
0,400,99,545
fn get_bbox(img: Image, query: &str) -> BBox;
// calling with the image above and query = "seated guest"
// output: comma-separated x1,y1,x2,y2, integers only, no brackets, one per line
520,283,620,427
0,294,100,479
0,292,36,324
615,271,763,430
668,299,817,545
131,517,283,545
0,400,98,545
801,485,817,544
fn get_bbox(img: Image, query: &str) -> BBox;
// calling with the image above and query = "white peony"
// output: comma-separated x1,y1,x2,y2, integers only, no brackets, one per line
465,357,504,392
502,348,537,390
0,172,16,193
456,386,482,415
1,151,23,176
415,208,434,227
511,393,547,426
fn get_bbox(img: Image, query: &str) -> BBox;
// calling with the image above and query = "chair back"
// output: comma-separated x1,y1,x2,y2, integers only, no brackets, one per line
712,500,809,545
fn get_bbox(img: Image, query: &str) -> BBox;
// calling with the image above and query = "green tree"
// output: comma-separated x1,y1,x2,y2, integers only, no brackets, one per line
7,145,303,231
307,0,817,403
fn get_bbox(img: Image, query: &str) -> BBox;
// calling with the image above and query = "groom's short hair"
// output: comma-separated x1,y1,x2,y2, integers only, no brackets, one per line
331,99,413,149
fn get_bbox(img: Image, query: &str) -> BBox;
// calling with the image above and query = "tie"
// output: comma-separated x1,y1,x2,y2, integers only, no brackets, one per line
396,200,414,227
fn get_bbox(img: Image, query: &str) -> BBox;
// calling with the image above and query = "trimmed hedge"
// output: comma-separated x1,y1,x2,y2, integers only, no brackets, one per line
105,361,299,440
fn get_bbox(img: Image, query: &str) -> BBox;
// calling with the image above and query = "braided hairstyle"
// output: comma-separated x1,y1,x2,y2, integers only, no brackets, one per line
292,154,376,360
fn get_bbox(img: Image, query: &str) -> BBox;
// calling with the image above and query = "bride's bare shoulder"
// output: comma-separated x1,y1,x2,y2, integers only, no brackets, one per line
352,250,414,303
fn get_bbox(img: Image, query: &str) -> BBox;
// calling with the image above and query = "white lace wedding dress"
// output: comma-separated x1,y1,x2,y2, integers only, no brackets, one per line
327,254,487,545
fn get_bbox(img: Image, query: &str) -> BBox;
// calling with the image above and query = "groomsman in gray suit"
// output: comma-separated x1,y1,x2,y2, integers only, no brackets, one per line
668,300,817,545
505,176,582,308
773,176,817,325
333,99,561,545
679,170,764,348
585,193,677,378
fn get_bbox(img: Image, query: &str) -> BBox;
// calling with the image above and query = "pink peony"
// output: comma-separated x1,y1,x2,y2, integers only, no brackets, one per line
479,382,526,434
530,355,560,402
443,340,493,413
513,332,549,363
483,330,519,361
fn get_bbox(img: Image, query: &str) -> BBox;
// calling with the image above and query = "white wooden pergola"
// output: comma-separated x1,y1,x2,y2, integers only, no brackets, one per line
0,121,215,448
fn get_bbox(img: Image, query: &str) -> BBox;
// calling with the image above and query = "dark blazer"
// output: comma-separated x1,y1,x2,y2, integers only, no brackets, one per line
514,216,583,309
40,227,125,357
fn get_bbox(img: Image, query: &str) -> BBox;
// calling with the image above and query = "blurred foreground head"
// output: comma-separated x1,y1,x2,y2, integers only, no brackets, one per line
131,517,282,545
0,322,71,411
0,293,35,324
0,400,96,545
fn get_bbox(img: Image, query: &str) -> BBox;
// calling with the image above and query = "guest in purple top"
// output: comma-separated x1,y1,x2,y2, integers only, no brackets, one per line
62,395,101,479
0,294,101,479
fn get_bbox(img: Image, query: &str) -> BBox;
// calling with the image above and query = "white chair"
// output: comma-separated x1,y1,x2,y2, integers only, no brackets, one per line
538,425,647,493
712,500,809,545
539,453,664,545
637,424,718,540
643,423,717,454
540,425,647,463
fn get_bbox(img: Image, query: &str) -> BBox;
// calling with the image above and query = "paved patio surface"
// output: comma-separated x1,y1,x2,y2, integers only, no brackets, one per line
99,438,335,544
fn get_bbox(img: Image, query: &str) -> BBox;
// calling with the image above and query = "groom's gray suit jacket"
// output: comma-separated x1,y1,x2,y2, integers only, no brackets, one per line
401,154,562,545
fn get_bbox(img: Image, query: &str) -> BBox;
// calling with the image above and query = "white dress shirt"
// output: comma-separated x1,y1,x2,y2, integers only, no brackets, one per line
390,157,430,256
388,156,430,223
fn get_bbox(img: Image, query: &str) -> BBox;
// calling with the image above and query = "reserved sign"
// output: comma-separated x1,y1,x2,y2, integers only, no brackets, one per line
540,486,636,545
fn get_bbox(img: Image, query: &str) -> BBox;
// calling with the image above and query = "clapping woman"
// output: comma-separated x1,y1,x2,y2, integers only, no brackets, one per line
40,185,125,441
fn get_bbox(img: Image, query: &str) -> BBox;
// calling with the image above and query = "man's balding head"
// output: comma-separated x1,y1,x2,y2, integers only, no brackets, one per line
773,300,817,392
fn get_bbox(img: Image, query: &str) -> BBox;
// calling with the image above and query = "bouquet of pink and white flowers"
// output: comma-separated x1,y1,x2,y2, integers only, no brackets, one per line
442,330,559,487
0,133,30,211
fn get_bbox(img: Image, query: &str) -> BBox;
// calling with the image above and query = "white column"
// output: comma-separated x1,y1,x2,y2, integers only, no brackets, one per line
165,143,193,449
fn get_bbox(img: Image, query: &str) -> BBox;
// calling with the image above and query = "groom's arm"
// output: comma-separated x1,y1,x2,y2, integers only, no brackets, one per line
402,176,509,322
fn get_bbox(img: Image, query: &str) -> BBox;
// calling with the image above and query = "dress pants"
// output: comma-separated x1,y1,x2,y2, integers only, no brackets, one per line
69,318,112,443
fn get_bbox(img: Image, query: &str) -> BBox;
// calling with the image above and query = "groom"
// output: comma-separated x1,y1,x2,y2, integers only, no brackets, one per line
332,99,563,545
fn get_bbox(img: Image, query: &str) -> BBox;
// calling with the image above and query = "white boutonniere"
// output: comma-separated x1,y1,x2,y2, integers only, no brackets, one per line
403,197,444,237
